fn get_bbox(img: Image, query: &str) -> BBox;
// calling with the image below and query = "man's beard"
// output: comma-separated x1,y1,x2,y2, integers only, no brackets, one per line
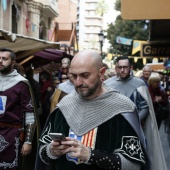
75,79,100,98
120,73,130,80
0,64,13,74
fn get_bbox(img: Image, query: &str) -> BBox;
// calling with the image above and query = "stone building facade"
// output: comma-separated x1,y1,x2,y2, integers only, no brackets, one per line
0,0,58,39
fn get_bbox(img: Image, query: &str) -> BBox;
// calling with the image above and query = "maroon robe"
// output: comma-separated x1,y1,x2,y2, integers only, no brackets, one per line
0,82,33,170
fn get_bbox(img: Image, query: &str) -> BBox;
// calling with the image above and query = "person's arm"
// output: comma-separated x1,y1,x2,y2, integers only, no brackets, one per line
19,82,36,156
135,91,149,121
138,107,149,121
88,150,141,170
21,112,36,156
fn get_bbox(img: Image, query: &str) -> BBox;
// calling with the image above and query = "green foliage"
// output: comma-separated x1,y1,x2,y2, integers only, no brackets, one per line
95,0,108,17
115,0,121,11
106,0,149,69
107,18,149,56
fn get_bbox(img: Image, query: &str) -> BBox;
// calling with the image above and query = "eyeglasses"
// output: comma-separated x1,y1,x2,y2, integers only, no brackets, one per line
117,66,129,70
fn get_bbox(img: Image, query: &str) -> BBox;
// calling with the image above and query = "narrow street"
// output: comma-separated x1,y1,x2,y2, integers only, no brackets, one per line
159,121,170,169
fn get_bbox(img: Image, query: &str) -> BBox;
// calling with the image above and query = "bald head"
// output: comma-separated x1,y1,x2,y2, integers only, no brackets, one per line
69,49,106,99
71,49,103,71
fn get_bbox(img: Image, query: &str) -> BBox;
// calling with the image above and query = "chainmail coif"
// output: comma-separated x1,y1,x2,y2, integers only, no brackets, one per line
57,88,136,136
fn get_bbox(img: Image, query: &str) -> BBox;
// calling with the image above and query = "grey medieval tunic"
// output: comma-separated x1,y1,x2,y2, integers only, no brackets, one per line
104,75,167,170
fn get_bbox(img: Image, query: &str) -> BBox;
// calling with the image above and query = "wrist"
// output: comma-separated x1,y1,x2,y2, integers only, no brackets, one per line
84,147,92,164
24,142,32,145
46,144,58,159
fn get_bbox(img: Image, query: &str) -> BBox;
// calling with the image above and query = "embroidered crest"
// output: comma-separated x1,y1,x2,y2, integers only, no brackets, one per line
0,96,7,114
114,136,145,163
0,135,9,152
66,128,97,164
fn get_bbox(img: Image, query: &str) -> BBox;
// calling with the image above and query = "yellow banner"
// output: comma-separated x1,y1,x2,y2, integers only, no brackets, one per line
107,53,113,60
132,40,147,55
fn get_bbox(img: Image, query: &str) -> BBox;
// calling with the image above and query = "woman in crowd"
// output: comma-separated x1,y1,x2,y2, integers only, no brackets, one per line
148,73,169,129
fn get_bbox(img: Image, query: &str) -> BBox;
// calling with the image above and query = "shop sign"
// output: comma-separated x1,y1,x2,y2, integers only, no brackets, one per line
141,43,170,57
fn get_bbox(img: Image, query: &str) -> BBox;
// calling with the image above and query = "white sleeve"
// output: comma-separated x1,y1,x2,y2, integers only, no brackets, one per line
25,112,35,124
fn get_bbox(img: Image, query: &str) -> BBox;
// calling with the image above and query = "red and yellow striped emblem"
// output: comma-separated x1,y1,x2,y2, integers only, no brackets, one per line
81,128,97,149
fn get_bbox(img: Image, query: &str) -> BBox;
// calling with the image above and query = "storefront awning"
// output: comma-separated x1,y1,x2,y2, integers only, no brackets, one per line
146,63,164,71
17,48,73,71
34,49,73,62
121,0,170,20
0,29,60,59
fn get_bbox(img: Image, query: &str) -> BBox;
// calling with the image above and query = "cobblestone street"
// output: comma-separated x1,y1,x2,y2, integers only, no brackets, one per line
159,122,170,169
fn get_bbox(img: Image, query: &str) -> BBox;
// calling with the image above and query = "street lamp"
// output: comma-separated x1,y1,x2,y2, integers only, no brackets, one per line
98,30,105,56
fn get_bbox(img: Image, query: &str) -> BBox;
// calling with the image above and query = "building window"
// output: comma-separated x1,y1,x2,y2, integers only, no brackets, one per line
12,4,17,33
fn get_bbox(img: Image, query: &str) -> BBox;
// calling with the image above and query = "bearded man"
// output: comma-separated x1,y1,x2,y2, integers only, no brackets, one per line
35,50,152,170
104,56,167,170
0,48,39,170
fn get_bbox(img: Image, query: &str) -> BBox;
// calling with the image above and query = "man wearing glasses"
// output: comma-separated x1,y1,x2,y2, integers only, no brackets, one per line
105,56,149,122
104,56,167,170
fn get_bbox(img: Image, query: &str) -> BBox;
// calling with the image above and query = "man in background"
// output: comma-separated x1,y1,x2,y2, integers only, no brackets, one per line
0,48,37,170
105,56,149,122
104,56,167,170
58,58,71,83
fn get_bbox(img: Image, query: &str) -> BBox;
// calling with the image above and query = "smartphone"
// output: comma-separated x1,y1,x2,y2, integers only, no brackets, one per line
49,133,66,143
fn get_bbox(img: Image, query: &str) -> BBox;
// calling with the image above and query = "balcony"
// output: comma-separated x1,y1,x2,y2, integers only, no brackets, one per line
32,0,58,17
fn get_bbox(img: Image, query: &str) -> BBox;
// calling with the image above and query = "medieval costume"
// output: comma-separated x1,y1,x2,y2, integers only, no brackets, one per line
105,76,149,121
0,70,40,170
104,75,167,170
50,80,75,112
36,89,149,170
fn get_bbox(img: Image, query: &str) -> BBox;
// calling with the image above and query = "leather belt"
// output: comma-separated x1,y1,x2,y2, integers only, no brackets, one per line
0,122,22,128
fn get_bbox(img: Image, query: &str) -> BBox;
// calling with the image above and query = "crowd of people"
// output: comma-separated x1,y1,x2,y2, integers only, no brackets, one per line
0,47,169,170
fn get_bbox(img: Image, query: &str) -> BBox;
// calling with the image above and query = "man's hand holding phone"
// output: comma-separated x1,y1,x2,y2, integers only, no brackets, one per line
48,134,90,162
49,133,68,157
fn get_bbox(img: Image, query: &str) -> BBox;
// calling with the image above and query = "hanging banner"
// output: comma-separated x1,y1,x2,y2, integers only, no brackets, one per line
2,0,7,11
132,40,147,55
116,36,132,45
32,23,36,32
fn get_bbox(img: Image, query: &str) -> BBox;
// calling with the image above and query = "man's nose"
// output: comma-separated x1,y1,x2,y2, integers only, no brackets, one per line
75,77,83,86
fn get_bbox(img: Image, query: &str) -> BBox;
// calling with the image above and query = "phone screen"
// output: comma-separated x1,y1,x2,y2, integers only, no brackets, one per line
49,133,66,142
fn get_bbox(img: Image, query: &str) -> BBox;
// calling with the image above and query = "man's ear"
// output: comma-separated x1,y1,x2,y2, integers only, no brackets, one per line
100,67,106,76
12,61,16,68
